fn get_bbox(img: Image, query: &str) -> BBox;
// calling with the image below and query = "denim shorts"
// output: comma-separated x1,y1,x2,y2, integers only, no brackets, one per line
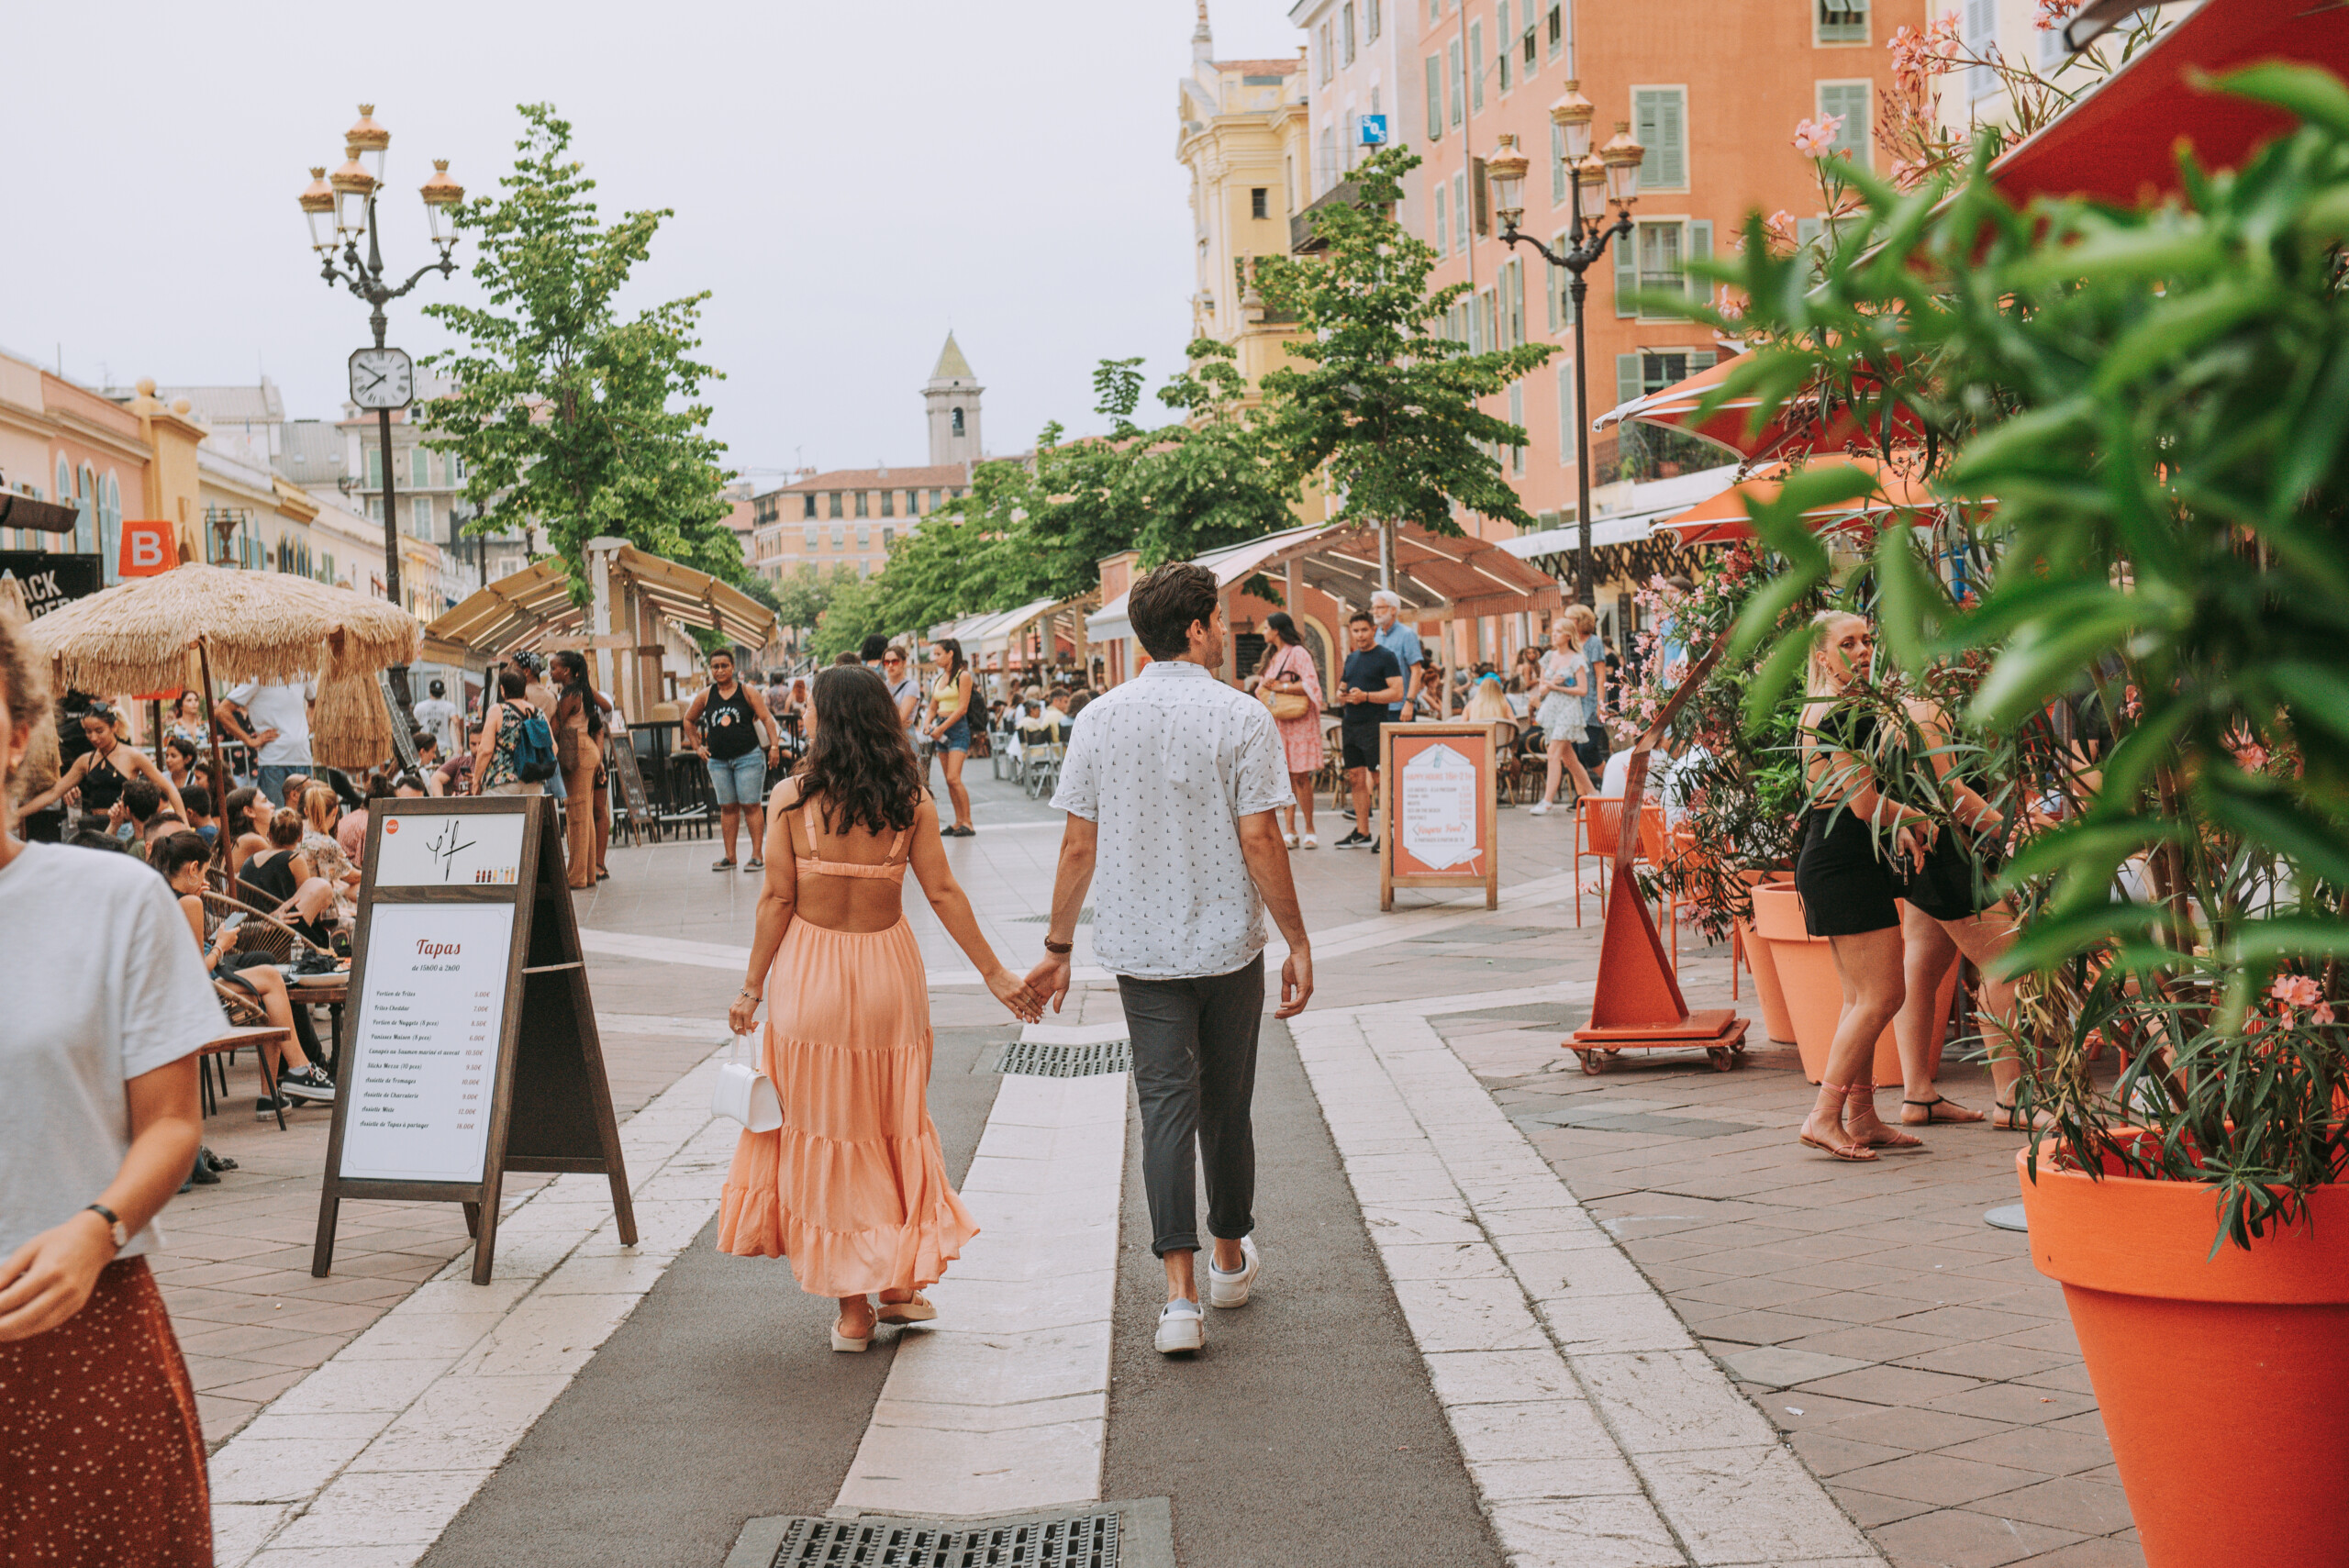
707,751,768,807
936,717,971,754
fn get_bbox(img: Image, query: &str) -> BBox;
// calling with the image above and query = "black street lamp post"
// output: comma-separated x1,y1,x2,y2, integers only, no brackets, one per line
1482,85,1644,609
297,106,463,717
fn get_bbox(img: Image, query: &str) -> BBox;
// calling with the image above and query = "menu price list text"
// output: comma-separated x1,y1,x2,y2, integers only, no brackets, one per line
337,903,517,1184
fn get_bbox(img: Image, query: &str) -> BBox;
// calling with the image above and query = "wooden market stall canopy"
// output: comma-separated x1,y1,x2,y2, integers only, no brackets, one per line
929,592,1097,672
420,546,774,672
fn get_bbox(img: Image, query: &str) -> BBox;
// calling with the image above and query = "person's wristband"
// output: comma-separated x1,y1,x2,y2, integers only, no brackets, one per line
737,986,760,1001
1043,939,1074,955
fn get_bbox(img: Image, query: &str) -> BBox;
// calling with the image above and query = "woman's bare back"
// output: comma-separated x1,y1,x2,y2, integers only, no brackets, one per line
777,782,923,934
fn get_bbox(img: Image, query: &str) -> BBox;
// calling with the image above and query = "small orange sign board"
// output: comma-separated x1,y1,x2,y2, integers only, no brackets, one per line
1379,722,1498,912
118,521,176,578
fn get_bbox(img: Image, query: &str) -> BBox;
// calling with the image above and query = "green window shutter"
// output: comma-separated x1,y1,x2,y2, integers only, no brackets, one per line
1687,219,1712,298
1820,83,1870,165
1614,239,1637,318
1689,350,1718,373
1472,156,1489,234
1497,3,1511,91
1510,260,1526,345
1427,56,1443,139
1616,353,1643,412
1448,40,1464,126
1551,120,1567,204
1469,22,1485,111
1819,0,1868,43
1545,250,1562,331
1556,361,1575,457
1636,88,1687,190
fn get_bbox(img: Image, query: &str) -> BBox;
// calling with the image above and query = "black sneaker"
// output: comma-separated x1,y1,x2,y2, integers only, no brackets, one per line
1334,829,1372,849
254,1095,286,1121
279,1066,337,1105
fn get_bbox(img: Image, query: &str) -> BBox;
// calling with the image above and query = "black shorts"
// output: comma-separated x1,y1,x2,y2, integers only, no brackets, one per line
1341,723,1382,772
1795,808,1902,936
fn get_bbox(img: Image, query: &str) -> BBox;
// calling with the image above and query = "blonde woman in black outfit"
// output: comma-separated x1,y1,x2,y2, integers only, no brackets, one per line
1791,614,1936,1162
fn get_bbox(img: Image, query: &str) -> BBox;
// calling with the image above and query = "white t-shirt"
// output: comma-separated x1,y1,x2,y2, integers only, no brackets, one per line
228,678,318,765
412,696,460,755
0,842,228,1260
1050,660,1294,979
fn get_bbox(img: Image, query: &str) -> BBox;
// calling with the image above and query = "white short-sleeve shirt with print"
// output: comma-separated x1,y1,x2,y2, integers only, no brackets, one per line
0,842,228,1260
1050,660,1295,980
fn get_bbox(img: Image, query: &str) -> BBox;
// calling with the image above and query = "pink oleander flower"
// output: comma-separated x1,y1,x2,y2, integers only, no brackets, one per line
1793,114,1846,159
1889,158,1930,193
2033,0,2078,31
2224,724,2270,773
1889,16,1963,95
2318,1002,2338,1027
1762,209,1798,250
2272,974,2321,1011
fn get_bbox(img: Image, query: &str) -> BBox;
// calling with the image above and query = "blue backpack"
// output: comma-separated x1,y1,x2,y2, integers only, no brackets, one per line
508,702,557,783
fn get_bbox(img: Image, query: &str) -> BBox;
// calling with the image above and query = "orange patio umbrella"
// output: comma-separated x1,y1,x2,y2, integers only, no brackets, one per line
1652,454,1943,547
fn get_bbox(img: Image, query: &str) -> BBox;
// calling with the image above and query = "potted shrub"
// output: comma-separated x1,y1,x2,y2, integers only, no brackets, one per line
1680,66,2349,1566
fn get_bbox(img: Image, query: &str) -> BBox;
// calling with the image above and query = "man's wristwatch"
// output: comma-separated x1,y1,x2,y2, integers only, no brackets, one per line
85,1203,128,1251
1043,939,1074,955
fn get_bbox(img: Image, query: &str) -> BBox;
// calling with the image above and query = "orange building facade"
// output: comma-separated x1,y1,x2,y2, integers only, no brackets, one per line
1285,0,1922,662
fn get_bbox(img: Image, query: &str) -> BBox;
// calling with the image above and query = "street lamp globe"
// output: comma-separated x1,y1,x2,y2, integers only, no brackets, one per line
1484,135,1530,232
346,105,391,184
329,145,377,237
419,160,465,249
297,166,337,253
1600,122,1646,206
1551,81,1596,162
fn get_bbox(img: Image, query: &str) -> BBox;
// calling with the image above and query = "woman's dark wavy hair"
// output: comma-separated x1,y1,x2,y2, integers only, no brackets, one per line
797,666,923,836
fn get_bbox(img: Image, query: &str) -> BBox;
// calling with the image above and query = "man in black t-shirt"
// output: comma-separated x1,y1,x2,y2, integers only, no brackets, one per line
1335,611,1404,851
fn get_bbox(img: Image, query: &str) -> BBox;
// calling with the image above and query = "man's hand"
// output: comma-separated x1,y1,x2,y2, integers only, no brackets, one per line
1275,946,1313,1018
0,1211,116,1342
1024,951,1074,1015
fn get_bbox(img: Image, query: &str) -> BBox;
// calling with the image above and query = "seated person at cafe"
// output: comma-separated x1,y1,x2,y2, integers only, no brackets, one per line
238,809,338,948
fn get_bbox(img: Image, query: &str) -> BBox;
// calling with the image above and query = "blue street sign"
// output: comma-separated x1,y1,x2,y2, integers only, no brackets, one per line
1359,114,1388,147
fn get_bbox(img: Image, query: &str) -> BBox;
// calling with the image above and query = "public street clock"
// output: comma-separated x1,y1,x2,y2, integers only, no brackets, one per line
349,347,415,410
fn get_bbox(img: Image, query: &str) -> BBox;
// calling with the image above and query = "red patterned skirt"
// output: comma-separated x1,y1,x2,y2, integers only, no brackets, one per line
0,1257,212,1567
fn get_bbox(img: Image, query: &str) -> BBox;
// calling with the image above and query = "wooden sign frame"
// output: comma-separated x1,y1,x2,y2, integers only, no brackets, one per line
311,795,636,1284
1379,722,1499,912
605,731,654,846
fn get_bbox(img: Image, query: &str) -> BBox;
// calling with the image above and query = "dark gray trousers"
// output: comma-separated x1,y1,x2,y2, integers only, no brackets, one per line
1117,955,1264,1257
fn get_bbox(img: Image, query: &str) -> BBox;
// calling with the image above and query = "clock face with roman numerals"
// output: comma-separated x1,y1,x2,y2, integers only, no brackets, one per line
349,347,415,410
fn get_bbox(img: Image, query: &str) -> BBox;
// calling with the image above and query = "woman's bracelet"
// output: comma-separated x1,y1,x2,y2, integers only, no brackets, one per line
736,986,760,1001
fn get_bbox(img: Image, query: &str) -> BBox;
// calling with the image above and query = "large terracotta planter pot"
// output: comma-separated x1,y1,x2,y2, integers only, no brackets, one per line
2018,1148,2349,1568
1732,873,1797,1044
1748,883,1950,1087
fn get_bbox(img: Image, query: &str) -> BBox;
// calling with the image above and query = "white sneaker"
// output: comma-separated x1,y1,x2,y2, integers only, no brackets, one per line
1528,800,1551,817
1154,1297,1206,1354
1207,1236,1260,1308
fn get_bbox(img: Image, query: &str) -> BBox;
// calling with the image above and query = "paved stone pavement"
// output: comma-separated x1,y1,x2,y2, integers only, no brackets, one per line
165,767,2138,1566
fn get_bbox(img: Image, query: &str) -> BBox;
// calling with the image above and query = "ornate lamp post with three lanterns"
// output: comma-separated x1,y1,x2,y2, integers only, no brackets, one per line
295,106,463,714
1482,86,1643,609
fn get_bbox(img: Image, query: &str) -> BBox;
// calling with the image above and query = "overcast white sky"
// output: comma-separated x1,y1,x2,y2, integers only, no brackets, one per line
2,0,1303,484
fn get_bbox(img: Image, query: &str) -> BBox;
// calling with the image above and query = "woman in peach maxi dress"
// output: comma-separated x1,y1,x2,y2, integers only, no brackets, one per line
721,666,1041,1350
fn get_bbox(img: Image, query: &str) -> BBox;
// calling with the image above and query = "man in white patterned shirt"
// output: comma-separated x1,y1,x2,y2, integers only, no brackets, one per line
1030,562,1313,1356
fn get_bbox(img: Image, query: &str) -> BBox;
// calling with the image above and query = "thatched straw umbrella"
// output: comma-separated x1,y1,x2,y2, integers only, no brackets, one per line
19,564,421,858
312,664,395,773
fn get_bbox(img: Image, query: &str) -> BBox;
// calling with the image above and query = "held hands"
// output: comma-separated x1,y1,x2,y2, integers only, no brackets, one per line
986,967,1045,1023
0,1210,117,1342
1024,951,1074,1015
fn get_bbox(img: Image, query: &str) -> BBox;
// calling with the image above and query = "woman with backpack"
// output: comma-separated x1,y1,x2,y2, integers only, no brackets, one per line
473,667,550,796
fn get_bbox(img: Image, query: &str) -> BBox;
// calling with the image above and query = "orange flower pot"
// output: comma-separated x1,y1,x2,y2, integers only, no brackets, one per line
2019,1147,2349,1568
1748,883,1950,1088
1734,913,1797,1043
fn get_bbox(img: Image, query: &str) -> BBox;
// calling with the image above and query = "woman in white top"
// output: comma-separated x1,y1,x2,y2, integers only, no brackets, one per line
1529,617,1599,815
0,611,224,1561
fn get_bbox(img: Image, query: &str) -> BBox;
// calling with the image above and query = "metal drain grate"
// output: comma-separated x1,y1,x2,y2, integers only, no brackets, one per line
998,1038,1132,1077
771,1513,1119,1567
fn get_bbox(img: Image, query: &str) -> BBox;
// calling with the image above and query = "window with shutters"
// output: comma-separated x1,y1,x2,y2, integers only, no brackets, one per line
1448,39,1464,126
883,526,895,549
1452,172,1468,254
858,525,871,548
1472,156,1490,234
1507,259,1527,347
803,495,818,519
1548,4,1564,58
1551,120,1568,205
881,490,896,517
1427,55,1444,139
1469,21,1485,110
1341,3,1355,65
1818,0,1867,44
854,491,870,518
1508,384,1526,473
1435,185,1450,252
1319,22,1334,83
1632,87,1688,190
1546,232,1569,330
1817,82,1872,165
412,496,432,539
832,526,846,548
1523,16,1539,76
805,527,818,550
1616,219,1711,317
410,448,429,488
366,446,383,488
1638,222,1684,297
1497,3,1511,91
1251,186,1269,219
1367,0,1380,42
1965,0,1998,98
829,492,843,518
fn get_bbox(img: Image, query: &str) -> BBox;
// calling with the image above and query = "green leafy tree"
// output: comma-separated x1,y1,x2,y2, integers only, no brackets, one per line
810,569,886,662
1255,147,1555,556
869,341,1296,634
420,104,738,602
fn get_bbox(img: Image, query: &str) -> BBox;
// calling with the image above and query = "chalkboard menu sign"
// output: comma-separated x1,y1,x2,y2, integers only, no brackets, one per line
311,795,637,1284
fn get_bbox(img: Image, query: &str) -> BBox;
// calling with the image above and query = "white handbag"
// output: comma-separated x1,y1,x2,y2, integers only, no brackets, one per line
710,1031,783,1133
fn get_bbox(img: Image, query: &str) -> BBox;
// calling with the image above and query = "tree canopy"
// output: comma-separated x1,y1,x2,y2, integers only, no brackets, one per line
421,103,740,602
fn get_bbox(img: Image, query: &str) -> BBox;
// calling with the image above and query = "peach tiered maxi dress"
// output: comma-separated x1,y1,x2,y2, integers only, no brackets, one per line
716,810,978,1296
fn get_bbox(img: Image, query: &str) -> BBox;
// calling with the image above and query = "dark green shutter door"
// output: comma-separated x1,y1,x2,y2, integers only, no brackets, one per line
1617,353,1644,412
